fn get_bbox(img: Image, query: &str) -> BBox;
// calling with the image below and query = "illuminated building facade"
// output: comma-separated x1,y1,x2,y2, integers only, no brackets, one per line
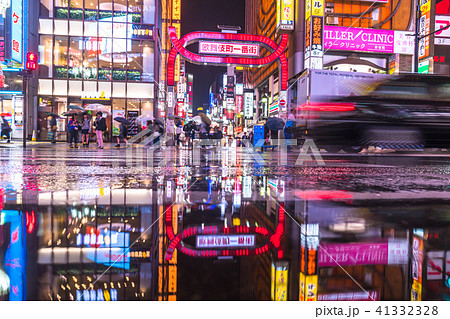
37,0,159,140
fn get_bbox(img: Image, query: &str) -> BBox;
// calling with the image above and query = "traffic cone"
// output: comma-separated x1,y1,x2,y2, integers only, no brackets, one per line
32,130,37,141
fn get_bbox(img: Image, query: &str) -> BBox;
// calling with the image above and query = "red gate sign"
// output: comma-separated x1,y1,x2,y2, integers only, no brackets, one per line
199,41,260,57
196,235,255,248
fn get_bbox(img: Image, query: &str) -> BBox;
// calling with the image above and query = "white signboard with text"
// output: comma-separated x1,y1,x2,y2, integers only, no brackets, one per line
196,235,255,248
199,41,259,57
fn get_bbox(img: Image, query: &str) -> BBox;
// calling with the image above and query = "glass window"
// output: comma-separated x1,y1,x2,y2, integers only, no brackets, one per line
85,0,98,20
113,41,127,81
98,38,112,80
127,40,141,82
69,0,83,19
435,84,450,100
83,37,98,80
39,35,54,78
373,82,429,98
127,99,140,136
114,0,128,16
129,0,142,13
85,0,98,9
55,0,69,6
99,0,113,19
40,0,54,18
69,37,83,79
141,99,153,116
141,41,154,82
112,99,126,137
142,0,154,24
54,36,69,78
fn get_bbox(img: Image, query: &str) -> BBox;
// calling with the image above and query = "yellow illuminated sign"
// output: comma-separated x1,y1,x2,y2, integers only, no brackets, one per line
277,0,294,31
172,0,181,20
271,262,288,301
300,274,318,301
305,0,311,21
312,0,324,17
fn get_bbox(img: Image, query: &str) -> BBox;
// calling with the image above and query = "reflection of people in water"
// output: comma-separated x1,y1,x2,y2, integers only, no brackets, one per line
437,0,450,14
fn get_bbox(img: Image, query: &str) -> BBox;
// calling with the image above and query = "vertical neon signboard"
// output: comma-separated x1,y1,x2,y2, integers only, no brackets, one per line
1,210,25,301
11,0,23,64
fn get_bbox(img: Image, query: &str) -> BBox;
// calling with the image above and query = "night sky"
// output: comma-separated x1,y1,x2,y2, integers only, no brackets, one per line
181,0,246,109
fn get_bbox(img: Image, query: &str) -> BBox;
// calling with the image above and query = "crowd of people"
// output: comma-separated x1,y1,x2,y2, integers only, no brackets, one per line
1,110,300,150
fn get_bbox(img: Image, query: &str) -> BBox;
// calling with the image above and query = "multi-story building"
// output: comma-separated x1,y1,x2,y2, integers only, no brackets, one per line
36,0,159,140
244,1,420,117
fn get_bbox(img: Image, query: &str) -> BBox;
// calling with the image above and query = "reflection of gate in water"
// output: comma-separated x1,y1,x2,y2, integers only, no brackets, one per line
164,203,285,261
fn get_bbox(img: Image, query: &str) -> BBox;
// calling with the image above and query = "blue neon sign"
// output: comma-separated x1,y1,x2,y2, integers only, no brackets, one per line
11,0,23,64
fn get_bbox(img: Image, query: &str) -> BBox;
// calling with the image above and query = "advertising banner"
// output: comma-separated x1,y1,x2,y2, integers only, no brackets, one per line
271,261,289,301
411,236,424,301
419,1,431,59
324,26,414,54
112,110,125,136
319,240,408,267
11,0,23,64
244,92,253,118
277,0,295,31
435,15,450,38
235,95,243,113
318,290,380,301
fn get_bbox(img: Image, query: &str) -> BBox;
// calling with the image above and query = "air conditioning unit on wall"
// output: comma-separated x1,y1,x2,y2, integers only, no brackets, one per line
326,16,339,25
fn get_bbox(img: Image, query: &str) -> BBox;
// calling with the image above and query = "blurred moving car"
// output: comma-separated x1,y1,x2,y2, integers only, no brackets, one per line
298,74,450,153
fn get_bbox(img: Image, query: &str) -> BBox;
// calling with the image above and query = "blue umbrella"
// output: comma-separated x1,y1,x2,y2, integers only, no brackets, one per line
265,117,285,131
67,104,84,111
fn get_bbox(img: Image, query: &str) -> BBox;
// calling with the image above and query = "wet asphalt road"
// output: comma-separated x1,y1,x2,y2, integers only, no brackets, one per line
2,143,450,197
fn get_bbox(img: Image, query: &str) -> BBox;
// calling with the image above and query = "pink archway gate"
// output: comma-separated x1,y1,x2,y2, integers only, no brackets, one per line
166,26,288,91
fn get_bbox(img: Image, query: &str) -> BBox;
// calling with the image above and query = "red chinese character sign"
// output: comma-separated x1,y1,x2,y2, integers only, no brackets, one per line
167,27,288,92
164,202,285,260
199,41,260,57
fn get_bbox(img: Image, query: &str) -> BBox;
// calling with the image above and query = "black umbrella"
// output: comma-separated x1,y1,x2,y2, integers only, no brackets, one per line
265,117,285,131
114,117,131,125
153,118,164,127
46,112,61,118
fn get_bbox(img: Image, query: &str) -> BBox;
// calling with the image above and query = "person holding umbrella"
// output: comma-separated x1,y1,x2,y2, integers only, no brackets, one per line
80,113,91,147
114,117,130,148
49,115,58,144
0,116,11,143
93,112,106,149
175,118,183,147
68,115,79,148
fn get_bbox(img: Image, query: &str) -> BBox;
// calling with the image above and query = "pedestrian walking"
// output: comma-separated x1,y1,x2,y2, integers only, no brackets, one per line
68,115,79,148
1,116,11,143
242,132,249,146
175,119,183,147
200,121,210,147
166,120,175,146
115,122,128,148
284,109,296,150
93,112,106,149
49,115,57,144
81,113,91,147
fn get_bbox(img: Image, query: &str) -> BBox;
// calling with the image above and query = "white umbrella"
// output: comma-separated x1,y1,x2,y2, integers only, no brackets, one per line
85,104,111,114
192,116,202,124
211,122,220,128
137,114,155,123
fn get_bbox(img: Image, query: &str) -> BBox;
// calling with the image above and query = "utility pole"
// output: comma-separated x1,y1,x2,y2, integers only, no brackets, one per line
413,3,421,73
22,76,28,148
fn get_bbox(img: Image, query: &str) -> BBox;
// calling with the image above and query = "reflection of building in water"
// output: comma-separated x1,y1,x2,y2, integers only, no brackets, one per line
158,173,287,300
35,188,153,301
